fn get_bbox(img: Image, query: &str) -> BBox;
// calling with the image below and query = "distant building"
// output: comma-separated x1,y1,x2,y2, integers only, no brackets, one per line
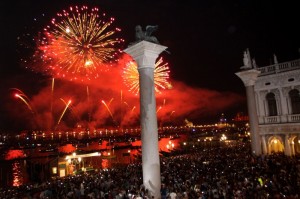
184,118,194,127
216,113,229,128
219,113,227,123
233,112,249,122
236,50,300,156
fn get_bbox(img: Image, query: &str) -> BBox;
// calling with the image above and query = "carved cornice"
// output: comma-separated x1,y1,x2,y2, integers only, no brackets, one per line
124,41,167,70
255,70,300,90
235,69,261,87
259,123,300,135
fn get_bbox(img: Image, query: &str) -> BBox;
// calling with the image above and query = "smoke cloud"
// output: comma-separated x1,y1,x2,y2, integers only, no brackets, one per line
3,54,245,131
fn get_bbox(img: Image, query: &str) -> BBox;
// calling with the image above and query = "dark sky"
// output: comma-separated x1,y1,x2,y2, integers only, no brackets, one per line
0,0,300,131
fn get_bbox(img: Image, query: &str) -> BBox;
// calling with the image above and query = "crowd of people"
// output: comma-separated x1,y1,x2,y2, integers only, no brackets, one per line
0,142,299,198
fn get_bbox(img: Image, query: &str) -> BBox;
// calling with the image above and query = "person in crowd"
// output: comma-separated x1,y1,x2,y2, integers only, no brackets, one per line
0,142,299,199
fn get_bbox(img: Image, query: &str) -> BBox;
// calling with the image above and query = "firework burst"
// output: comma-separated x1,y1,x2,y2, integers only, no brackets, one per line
123,57,172,95
34,5,124,81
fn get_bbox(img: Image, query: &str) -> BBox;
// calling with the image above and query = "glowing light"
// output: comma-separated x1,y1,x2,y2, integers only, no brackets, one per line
101,100,114,121
170,111,175,117
35,5,124,81
157,106,162,113
87,86,91,122
131,106,136,113
56,99,72,128
12,162,23,187
123,101,129,107
220,134,227,141
108,98,114,106
65,27,70,33
50,78,55,113
14,93,34,113
123,57,172,95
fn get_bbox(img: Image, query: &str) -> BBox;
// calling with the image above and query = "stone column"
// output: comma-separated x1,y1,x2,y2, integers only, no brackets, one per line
284,135,292,156
236,69,262,155
279,88,288,122
256,91,265,123
124,41,167,198
261,135,268,154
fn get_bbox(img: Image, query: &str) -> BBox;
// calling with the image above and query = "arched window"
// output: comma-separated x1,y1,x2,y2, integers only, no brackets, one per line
266,92,277,116
289,89,300,114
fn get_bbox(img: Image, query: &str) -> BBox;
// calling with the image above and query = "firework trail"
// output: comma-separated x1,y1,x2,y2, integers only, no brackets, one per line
131,106,136,113
120,90,123,124
61,98,79,124
56,98,72,128
11,88,34,114
87,86,91,122
34,5,124,81
101,100,114,121
14,94,34,114
170,111,175,117
123,101,129,108
10,88,26,96
49,78,56,130
157,106,162,113
122,101,136,114
120,90,123,104
50,78,55,113
108,98,114,106
123,57,172,95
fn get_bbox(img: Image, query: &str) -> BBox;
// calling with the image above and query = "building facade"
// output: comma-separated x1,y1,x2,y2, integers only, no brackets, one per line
236,50,300,156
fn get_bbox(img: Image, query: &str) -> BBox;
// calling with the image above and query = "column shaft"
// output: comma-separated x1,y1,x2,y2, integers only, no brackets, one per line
124,41,167,199
246,85,262,155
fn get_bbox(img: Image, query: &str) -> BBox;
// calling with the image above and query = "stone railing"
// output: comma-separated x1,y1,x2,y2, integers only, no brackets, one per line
264,116,280,124
288,114,300,123
259,114,300,124
258,59,300,76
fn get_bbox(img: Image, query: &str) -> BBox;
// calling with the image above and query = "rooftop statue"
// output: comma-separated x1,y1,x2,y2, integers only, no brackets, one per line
273,54,278,64
252,58,257,69
240,48,253,70
129,25,170,54
134,25,159,44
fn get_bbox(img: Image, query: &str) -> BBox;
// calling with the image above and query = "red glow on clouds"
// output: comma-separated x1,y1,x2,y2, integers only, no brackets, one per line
9,53,245,130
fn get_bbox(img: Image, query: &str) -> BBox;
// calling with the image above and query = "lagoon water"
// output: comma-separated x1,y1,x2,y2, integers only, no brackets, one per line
0,135,186,187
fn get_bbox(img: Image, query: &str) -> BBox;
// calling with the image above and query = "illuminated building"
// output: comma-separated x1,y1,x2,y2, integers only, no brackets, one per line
236,49,300,156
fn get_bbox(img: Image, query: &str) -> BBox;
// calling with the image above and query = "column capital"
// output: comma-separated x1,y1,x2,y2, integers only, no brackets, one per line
235,69,261,87
124,41,167,69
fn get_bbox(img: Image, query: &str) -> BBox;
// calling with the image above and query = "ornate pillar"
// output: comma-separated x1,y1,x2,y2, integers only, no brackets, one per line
279,88,289,122
297,136,300,154
284,135,292,156
291,140,295,156
261,135,268,154
236,69,262,155
124,41,167,198
256,91,265,123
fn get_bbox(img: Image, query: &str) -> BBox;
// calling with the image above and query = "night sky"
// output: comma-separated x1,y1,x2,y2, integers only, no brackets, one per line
0,0,300,132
